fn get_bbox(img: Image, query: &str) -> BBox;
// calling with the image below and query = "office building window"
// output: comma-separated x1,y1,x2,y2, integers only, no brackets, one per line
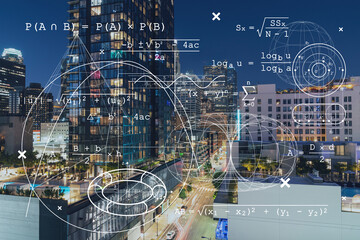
344,96,351,102
91,6,101,16
335,145,345,156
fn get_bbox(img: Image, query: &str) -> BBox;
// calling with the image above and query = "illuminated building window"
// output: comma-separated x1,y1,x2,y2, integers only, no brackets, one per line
335,145,345,155
72,12,79,19
91,6,101,16
110,32,123,41
111,79,123,87
111,41,122,49
91,34,101,43
91,0,102,6
111,13,125,21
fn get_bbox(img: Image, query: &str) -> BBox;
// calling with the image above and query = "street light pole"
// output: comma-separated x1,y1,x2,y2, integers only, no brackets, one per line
156,217,158,237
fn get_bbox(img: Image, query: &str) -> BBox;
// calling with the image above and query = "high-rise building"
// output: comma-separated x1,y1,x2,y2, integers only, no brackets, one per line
175,73,202,129
0,48,25,87
25,83,54,131
1,48,24,64
0,48,26,116
9,86,25,115
63,0,174,167
0,83,13,116
203,65,227,113
203,65,238,115
226,66,238,112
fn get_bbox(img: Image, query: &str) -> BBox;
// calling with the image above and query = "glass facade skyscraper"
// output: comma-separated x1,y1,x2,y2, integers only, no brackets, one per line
25,83,54,130
0,48,26,116
203,65,238,115
63,0,174,170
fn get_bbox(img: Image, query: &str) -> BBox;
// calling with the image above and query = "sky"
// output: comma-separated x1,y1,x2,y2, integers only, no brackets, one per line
0,0,360,90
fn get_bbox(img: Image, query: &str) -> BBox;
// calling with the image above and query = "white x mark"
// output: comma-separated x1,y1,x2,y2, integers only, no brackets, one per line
341,196,347,201
339,27,343,32
212,12,221,21
100,49,105,54
57,206,62,211
18,150,27,159
280,178,290,188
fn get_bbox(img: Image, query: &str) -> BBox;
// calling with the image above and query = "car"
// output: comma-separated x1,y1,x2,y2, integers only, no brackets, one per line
166,230,176,239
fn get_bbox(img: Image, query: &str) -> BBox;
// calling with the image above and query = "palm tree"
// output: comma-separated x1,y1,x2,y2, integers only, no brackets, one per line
242,159,255,172
333,163,347,182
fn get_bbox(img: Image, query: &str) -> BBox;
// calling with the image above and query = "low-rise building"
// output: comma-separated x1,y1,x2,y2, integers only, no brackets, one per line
0,116,32,155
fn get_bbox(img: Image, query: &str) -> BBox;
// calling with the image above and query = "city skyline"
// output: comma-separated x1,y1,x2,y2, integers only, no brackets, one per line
1,1,360,240
1,0,360,89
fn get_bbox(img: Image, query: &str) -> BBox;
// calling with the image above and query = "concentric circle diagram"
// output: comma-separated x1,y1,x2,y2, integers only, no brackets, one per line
292,43,346,97
269,21,334,86
88,169,167,217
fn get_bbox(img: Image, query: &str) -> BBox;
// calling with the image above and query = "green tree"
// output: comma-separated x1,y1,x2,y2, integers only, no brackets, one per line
186,183,192,192
333,163,347,173
296,157,312,175
43,188,54,199
213,191,218,199
0,187,10,195
179,189,187,200
313,160,330,174
204,161,212,173
212,171,225,189
101,162,121,171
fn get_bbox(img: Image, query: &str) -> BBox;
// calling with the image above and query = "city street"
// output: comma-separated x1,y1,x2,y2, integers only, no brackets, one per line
147,176,217,240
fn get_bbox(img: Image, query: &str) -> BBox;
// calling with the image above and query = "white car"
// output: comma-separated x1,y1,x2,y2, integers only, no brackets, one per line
166,230,176,239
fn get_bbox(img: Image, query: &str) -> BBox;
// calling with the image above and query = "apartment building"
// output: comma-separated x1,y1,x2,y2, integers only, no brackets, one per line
239,77,360,142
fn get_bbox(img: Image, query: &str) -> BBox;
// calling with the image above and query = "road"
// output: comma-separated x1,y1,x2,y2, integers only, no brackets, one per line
156,177,218,240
